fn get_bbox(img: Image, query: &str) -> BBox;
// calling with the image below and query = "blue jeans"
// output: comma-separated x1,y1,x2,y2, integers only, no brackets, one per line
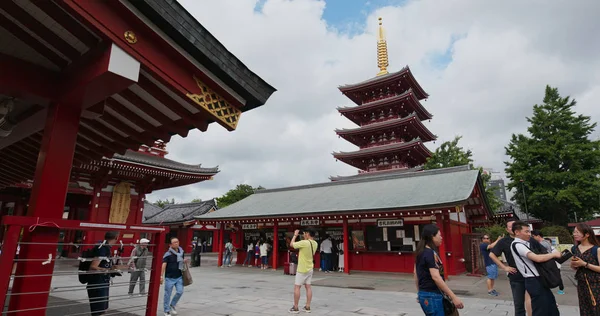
509,279,527,316
417,291,444,316
242,251,253,265
323,253,332,271
164,277,183,313
223,252,232,266
87,281,109,316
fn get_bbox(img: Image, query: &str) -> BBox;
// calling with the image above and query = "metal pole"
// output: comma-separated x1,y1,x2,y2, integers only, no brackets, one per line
520,180,530,222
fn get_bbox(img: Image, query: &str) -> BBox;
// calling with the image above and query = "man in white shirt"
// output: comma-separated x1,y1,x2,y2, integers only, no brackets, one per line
510,221,561,316
320,235,333,273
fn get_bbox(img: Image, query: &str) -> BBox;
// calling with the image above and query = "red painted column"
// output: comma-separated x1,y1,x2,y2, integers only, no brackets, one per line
14,198,25,217
9,101,83,315
273,222,279,270
343,219,350,274
217,223,224,267
84,182,102,244
436,214,449,277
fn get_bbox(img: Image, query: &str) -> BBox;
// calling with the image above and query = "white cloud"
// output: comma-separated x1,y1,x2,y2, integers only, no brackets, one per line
148,0,600,203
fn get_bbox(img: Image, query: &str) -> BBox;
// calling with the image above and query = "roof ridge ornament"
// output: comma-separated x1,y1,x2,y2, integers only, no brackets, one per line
376,17,389,77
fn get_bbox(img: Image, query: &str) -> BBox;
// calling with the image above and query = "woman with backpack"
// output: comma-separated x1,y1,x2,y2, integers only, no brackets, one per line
414,224,464,316
570,223,600,316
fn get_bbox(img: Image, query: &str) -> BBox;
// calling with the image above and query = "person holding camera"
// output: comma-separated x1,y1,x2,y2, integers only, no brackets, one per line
289,228,318,314
87,231,123,316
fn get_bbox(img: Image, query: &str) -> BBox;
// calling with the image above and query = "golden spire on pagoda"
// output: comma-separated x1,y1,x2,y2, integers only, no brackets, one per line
376,17,389,76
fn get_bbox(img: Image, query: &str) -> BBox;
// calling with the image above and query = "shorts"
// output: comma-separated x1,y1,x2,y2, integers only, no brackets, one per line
261,256,268,264
486,263,498,280
294,270,314,286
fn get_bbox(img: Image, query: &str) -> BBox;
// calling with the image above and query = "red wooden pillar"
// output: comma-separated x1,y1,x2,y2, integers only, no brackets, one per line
217,222,224,267
436,214,449,277
14,198,25,217
84,182,102,244
273,222,279,270
343,219,350,274
10,101,83,315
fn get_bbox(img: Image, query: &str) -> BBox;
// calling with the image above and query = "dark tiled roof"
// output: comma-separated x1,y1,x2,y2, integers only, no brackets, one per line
197,166,486,220
494,200,542,223
144,199,217,224
333,138,430,158
339,66,409,89
143,201,164,219
110,150,219,175
130,0,276,110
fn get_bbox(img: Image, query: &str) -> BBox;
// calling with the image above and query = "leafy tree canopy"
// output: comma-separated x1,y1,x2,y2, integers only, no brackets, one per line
505,85,600,226
153,198,176,208
216,184,265,208
190,198,202,203
424,136,502,212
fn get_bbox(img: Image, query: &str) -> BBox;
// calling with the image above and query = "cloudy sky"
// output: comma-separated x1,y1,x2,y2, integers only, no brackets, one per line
148,0,600,203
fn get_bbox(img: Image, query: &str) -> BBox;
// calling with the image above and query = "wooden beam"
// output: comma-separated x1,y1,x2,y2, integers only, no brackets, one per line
96,113,155,146
118,89,189,137
80,118,140,150
105,98,172,142
32,0,99,47
2,1,81,60
0,13,68,68
78,125,127,155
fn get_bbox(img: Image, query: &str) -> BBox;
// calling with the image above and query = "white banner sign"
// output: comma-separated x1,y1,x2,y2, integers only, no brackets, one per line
242,224,258,230
377,219,404,227
300,219,320,226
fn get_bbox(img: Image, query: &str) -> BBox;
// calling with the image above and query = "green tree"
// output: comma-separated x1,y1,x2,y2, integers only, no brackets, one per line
424,136,502,212
540,225,573,244
153,198,175,208
190,198,202,203
423,136,472,170
216,184,265,208
505,85,600,226
475,224,506,240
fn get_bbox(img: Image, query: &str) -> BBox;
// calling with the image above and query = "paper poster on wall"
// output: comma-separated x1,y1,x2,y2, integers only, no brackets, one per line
396,230,405,238
383,227,388,241
351,231,366,250
403,237,415,251
414,226,420,241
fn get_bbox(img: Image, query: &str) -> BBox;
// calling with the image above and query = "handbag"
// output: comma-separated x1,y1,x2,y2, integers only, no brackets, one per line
442,293,457,315
182,262,193,286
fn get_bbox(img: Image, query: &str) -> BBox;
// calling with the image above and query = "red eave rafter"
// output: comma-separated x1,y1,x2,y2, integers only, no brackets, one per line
338,91,432,122
339,67,429,101
334,140,431,160
336,116,436,144
60,0,244,122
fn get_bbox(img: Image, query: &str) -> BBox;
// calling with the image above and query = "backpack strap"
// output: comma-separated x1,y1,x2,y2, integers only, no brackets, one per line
511,242,538,277
592,245,600,265
571,245,577,255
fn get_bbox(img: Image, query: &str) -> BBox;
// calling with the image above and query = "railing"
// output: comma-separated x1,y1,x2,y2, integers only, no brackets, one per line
0,216,167,316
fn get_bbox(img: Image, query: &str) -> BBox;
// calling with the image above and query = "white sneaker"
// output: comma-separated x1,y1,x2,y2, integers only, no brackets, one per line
170,306,178,315
164,313,171,316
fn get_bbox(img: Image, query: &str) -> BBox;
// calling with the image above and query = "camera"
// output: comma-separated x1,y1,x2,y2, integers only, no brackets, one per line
556,249,573,264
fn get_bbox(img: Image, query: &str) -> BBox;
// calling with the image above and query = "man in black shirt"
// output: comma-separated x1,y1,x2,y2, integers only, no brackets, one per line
489,218,531,316
161,237,186,316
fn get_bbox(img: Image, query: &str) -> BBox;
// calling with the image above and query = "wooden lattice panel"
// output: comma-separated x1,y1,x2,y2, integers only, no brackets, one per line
186,76,241,130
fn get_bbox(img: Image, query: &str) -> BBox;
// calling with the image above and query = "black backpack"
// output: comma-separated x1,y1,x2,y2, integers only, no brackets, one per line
78,247,98,284
511,242,562,289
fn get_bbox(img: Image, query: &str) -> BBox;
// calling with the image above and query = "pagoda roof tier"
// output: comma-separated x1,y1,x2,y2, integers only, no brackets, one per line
329,166,423,181
333,139,431,170
144,199,217,224
337,89,433,124
338,66,429,105
335,114,436,146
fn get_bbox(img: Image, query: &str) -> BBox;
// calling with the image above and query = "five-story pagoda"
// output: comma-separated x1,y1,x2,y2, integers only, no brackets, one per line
332,18,435,180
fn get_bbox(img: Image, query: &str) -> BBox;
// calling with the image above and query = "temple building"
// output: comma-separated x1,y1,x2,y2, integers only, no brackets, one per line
196,18,492,276
0,0,275,313
0,141,218,256
332,17,435,179
143,199,219,252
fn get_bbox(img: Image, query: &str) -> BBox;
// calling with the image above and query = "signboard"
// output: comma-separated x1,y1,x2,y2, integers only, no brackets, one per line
594,228,600,236
300,219,320,226
377,219,404,227
242,224,257,230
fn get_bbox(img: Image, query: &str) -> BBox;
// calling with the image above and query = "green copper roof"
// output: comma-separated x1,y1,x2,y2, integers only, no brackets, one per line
197,166,483,220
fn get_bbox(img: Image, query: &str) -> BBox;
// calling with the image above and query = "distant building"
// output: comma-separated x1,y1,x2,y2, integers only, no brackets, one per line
488,179,507,201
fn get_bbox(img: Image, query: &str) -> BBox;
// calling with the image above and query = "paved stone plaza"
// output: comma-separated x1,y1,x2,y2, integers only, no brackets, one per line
40,255,580,315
